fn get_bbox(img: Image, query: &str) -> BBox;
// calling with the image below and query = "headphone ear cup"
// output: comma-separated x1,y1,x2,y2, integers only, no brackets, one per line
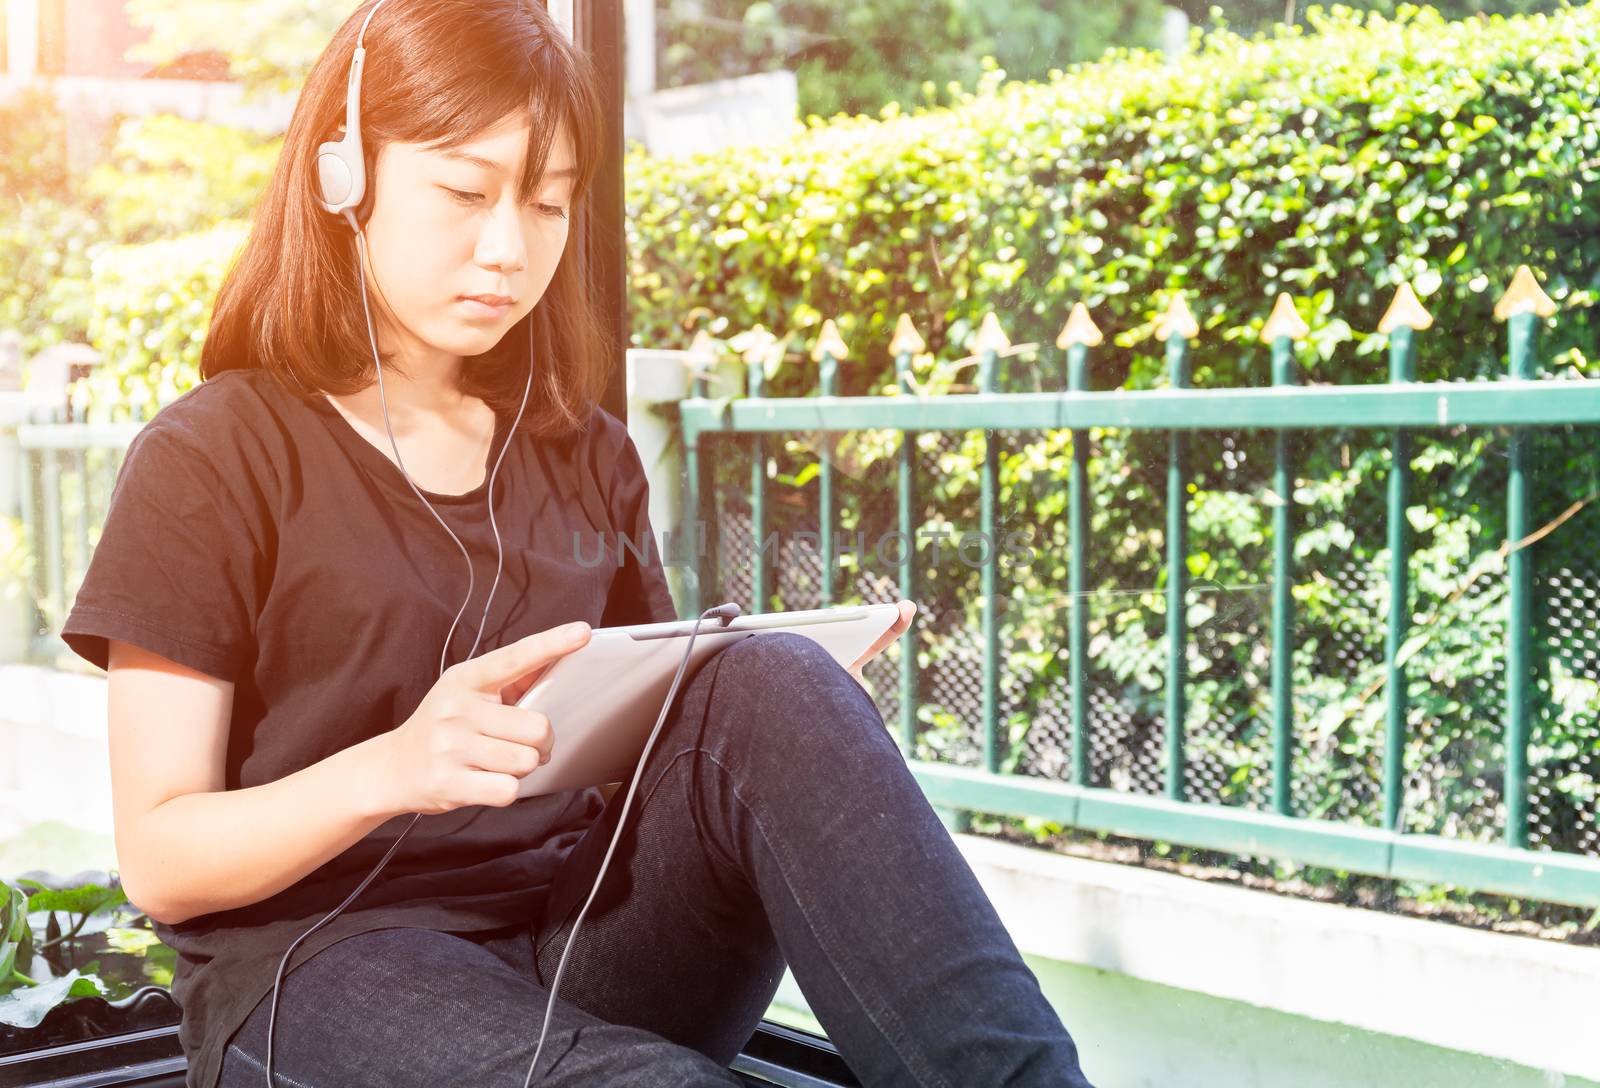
314,139,366,216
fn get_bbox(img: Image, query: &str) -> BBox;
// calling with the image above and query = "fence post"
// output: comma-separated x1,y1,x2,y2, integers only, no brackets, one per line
1264,292,1309,816
812,320,845,607
974,312,1008,777
0,331,29,663
1156,294,1199,801
1494,264,1555,849
625,346,693,618
892,314,925,757
1058,302,1102,787
744,340,770,615
680,332,718,618
1377,282,1431,831
682,426,704,620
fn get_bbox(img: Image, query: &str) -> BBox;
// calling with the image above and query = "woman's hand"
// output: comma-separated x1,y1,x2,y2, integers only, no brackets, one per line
369,621,593,817
846,600,917,692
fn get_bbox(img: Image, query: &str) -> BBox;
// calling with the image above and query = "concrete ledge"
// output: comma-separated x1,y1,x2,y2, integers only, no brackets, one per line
0,664,113,842
953,832,1600,1082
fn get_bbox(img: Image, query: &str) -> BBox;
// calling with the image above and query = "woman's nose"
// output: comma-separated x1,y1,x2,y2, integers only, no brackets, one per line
477,200,529,273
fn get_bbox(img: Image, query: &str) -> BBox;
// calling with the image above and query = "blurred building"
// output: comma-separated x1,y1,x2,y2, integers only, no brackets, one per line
0,0,284,170
0,0,798,168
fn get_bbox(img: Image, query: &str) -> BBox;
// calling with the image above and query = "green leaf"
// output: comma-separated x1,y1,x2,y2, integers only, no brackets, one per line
0,969,108,1029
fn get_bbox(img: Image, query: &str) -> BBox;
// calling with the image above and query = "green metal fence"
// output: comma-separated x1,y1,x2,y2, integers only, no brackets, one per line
675,270,1600,909
12,408,144,662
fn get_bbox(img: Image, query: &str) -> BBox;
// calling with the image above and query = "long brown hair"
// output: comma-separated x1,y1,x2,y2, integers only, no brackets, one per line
201,0,611,439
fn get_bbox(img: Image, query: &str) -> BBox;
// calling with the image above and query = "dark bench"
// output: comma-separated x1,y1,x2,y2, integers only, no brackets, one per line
1,1004,861,1088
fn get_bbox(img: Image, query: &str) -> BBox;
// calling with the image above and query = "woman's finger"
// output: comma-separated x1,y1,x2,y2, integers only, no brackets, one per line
851,600,918,671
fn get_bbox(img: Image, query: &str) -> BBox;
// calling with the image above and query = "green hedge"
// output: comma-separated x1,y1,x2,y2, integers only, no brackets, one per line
73,223,250,418
0,114,275,368
625,2,1600,389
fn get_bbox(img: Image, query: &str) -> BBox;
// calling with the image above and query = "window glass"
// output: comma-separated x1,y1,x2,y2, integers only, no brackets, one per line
1,3,1593,1085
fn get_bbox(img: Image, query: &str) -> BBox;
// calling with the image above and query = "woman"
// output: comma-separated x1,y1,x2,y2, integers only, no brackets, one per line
60,1,1095,1086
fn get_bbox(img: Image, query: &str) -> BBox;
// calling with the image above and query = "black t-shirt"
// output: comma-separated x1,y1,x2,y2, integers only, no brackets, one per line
59,366,679,1088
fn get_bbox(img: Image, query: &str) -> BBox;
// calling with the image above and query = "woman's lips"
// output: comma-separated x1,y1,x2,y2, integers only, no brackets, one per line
459,296,512,319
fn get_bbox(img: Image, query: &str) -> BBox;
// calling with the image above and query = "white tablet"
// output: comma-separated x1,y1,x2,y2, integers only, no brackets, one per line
511,602,904,798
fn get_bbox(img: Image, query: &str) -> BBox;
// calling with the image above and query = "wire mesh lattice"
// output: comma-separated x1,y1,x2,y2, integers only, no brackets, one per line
1527,424,1600,855
1181,429,1274,809
1532,566,1600,854
712,496,756,612
693,416,1600,859
1287,430,1390,825
1082,587,1166,795
906,428,992,768
1401,430,1509,844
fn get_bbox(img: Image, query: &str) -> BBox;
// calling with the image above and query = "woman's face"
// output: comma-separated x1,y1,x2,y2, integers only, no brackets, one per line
357,110,576,382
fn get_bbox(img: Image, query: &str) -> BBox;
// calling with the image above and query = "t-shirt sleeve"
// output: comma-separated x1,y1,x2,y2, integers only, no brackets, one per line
60,422,267,682
597,419,680,627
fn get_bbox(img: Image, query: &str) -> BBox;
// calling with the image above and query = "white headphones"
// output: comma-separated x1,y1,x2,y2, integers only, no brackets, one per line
312,0,380,229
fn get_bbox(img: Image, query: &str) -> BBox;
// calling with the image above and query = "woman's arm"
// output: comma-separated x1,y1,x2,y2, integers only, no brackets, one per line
109,640,402,927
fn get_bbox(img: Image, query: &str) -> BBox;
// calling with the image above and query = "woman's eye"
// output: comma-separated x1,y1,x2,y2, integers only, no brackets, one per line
444,188,567,219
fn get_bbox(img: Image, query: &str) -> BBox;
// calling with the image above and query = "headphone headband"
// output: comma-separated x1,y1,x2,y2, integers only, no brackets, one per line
313,0,392,229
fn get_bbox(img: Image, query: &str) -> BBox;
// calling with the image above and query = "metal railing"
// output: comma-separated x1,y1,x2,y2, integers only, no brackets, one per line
9,401,143,662
675,270,1600,909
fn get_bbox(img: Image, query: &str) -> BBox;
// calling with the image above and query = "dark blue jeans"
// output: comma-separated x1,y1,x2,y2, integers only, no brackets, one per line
219,631,1095,1087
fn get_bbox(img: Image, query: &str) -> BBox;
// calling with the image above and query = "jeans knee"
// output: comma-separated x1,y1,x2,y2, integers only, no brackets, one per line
709,630,887,746
717,629,837,679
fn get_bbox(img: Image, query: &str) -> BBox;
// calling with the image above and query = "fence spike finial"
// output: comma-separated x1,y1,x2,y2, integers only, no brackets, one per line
1155,292,1199,342
1260,292,1309,343
1056,302,1103,348
1377,281,1434,333
971,311,1011,355
890,313,925,355
810,319,848,362
1493,264,1557,321
686,329,718,378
